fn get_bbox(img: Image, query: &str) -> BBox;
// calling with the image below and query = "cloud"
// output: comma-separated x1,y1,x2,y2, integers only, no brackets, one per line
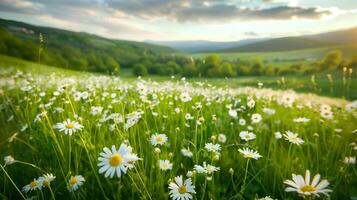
0,0,345,41
0,0,43,14
0,0,336,24
107,0,333,22
244,31,259,36
0,0,161,40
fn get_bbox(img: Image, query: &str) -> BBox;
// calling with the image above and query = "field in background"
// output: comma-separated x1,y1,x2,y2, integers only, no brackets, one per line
1,55,355,100
187,44,357,70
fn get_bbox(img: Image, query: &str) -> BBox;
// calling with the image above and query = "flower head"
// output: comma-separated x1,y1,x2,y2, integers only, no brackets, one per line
181,148,193,158
22,178,43,193
150,133,168,146
239,131,256,141
68,175,85,192
180,92,192,102
98,144,139,178
55,119,83,135
39,173,56,186
4,155,16,166
204,143,221,153
251,113,262,124
238,148,262,160
284,170,332,197
284,131,304,145
159,160,173,171
194,162,220,174
169,175,196,200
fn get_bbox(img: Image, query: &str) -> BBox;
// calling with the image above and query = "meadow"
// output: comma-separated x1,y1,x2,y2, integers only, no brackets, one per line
189,44,357,62
0,56,357,200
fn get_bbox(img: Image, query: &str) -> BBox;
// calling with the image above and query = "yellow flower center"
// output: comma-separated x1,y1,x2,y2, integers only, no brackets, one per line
66,123,74,129
30,181,38,188
156,136,163,143
178,185,187,194
300,185,316,193
69,177,78,185
109,154,123,166
247,153,254,158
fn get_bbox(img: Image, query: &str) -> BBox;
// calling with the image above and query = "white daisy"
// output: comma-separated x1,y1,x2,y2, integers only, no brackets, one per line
98,144,139,178
204,143,221,153
185,113,194,120
22,178,43,193
181,148,193,158
39,173,56,186
159,160,173,171
68,175,85,192
284,131,304,145
169,175,196,200
55,119,83,135
150,133,168,146
239,131,256,141
218,134,227,143
180,92,192,102
284,170,332,197
251,113,262,124
293,117,310,123
344,156,356,165
81,91,89,99
194,162,220,174
247,98,255,108
262,108,275,115
239,118,246,126
238,148,262,160
90,106,103,116
228,109,238,118
4,155,16,166
274,132,282,139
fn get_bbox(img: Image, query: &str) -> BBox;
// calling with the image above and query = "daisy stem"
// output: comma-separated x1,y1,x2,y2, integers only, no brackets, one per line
286,144,292,172
79,136,108,199
48,185,56,200
239,159,250,198
201,178,207,200
231,174,239,195
68,136,71,172
134,167,153,200
128,173,146,198
0,164,27,200
15,161,47,173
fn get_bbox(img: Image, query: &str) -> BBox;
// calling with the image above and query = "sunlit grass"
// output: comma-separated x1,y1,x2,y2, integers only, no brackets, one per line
0,63,356,199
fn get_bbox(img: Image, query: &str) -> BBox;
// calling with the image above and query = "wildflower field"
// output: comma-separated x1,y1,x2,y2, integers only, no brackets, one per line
0,65,356,200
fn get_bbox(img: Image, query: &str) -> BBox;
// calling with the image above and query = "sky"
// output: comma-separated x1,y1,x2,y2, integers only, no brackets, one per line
0,0,356,42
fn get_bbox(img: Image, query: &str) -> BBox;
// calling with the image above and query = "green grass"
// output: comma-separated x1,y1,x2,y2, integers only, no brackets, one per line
188,73,357,100
0,61,356,200
187,44,357,62
0,56,357,200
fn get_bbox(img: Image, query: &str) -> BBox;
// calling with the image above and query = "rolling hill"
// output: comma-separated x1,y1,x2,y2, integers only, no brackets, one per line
219,37,335,52
146,38,266,52
219,26,357,53
147,26,357,53
0,18,177,73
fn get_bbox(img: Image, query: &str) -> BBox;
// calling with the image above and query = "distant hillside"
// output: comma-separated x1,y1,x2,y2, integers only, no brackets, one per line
219,26,357,53
0,18,177,74
303,27,357,44
220,37,335,52
146,38,266,52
